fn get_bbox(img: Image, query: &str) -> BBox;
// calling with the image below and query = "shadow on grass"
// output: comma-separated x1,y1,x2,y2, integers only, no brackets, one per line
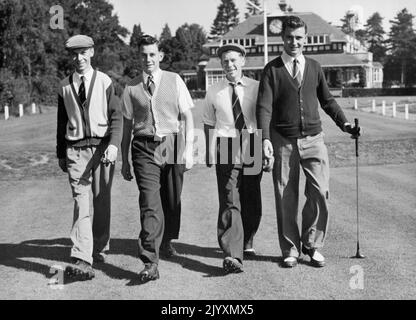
2,238,269,286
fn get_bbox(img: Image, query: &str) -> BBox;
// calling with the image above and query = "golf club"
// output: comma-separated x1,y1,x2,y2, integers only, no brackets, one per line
351,117,365,259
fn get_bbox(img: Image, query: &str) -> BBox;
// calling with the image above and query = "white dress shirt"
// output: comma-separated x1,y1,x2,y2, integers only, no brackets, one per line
281,51,305,80
73,67,94,95
203,76,259,138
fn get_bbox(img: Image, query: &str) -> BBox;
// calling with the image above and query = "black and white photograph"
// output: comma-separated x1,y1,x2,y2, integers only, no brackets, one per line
0,0,415,305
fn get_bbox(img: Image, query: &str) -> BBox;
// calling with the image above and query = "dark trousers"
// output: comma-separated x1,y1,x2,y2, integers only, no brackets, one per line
131,135,184,264
215,135,262,262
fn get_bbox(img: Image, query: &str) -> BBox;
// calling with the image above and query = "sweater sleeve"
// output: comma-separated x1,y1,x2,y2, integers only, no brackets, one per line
56,93,68,159
256,66,274,140
106,82,123,148
316,65,348,131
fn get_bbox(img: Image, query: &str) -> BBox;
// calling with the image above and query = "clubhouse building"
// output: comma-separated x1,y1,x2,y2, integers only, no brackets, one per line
203,6,383,90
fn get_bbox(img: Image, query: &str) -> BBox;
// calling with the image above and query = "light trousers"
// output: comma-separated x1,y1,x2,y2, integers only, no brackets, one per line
66,142,114,265
271,130,329,258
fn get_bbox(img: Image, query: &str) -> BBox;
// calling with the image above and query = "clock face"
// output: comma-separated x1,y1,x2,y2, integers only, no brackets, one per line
269,18,282,35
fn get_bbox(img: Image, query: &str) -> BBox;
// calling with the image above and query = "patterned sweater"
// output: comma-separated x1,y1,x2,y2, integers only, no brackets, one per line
56,69,122,158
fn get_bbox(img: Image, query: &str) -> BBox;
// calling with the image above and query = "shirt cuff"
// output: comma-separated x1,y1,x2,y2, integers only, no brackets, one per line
107,144,118,153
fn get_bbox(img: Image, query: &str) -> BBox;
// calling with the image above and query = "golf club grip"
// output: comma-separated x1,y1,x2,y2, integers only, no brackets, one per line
354,118,359,157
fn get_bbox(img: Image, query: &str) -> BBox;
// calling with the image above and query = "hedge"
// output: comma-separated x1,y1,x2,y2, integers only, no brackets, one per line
342,87,416,97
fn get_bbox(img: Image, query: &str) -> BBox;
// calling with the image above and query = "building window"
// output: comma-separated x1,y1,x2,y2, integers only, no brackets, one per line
259,46,263,53
251,38,255,46
313,36,318,43
207,70,226,87
325,45,331,51
338,43,343,51
211,48,216,55
245,38,250,47
313,46,318,52
222,40,226,45
307,36,312,44
319,35,324,43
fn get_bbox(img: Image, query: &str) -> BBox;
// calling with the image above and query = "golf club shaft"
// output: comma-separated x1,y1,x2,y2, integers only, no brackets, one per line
355,118,360,247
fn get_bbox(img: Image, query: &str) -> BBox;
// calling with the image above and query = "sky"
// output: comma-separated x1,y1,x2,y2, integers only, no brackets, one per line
109,0,416,40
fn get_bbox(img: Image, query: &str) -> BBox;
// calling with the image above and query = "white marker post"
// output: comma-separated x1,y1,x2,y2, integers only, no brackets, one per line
4,105,9,120
19,104,24,118
392,102,396,118
405,104,409,120
382,101,386,116
31,102,36,114
372,99,376,113
354,99,358,110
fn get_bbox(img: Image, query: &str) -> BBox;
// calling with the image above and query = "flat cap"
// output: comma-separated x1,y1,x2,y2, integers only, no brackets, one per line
65,35,94,50
217,43,246,58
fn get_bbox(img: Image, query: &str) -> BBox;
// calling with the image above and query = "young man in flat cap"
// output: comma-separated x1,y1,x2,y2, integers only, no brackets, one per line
203,43,265,273
121,35,194,282
56,34,122,280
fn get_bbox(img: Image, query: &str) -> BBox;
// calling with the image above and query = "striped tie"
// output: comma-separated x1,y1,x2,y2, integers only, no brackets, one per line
147,75,155,96
78,76,86,106
230,83,246,132
293,59,302,87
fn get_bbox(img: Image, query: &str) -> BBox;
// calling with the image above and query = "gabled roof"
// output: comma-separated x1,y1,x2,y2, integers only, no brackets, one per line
205,53,365,71
218,12,347,43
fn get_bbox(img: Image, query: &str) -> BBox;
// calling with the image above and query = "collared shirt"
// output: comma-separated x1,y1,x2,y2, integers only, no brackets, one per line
73,67,94,95
122,69,194,137
281,51,305,80
203,76,259,138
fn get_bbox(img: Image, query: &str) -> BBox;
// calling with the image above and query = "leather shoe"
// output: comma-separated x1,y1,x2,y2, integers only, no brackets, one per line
160,240,178,258
93,253,106,263
138,263,159,282
302,245,325,268
65,258,95,280
243,241,256,257
281,256,298,268
223,257,244,273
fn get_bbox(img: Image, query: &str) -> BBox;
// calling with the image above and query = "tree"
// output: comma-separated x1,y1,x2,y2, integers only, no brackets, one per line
340,11,356,35
160,23,172,43
160,23,208,73
130,24,143,49
364,12,387,62
245,0,261,19
210,0,239,37
386,8,416,86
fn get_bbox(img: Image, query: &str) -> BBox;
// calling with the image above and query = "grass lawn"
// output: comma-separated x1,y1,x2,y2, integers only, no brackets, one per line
0,101,415,300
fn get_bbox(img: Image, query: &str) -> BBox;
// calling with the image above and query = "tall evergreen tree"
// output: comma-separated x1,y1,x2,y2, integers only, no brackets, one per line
210,0,239,37
245,0,261,19
160,23,172,43
364,12,387,62
386,8,416,86
340,11,358,35
130,24,143,49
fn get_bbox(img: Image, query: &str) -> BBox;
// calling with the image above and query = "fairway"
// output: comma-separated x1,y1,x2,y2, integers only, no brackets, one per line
0,101,415,300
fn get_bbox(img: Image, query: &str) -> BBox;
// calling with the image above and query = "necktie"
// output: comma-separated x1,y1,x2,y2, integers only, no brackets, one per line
147,75,155,96
230,83,246,132
292,59,302,87
78,76,86,106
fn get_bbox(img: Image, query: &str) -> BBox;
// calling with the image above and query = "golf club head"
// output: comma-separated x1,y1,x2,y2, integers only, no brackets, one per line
350,242,365,259
351,252,365,259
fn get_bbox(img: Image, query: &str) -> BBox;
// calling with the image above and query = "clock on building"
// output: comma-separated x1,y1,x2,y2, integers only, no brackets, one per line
269,18,282,35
